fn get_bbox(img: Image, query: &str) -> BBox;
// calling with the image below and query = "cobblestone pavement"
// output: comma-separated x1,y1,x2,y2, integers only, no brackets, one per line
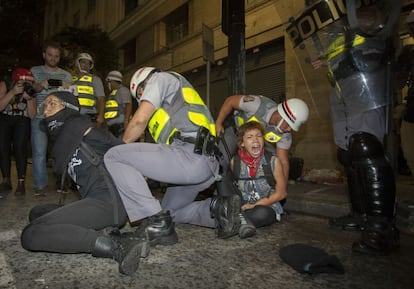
1,162,414,289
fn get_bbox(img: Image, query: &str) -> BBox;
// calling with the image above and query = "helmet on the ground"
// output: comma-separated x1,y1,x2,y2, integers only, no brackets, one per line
277,98,309,131
130,67,159,98
76,52,94,71
12,68,34,82
106,70,123,82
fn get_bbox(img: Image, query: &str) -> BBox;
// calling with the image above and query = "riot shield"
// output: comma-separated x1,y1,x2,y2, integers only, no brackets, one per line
273,0,401,121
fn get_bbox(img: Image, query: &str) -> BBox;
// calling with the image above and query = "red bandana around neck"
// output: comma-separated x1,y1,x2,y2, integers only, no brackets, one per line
238,147,264,177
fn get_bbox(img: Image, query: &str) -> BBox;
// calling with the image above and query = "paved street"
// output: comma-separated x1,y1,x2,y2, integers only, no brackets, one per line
1,162,414,289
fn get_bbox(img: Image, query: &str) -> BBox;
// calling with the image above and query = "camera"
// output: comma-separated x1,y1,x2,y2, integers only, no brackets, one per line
23,82,36,97
48,79,62,87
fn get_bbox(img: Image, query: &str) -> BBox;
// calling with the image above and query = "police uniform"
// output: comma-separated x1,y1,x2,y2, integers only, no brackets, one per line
104,85,131,137
326,30,397,254
104,72,220,227
73,73,105,118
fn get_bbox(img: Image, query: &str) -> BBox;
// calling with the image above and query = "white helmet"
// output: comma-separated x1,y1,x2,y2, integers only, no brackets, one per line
106,70,123,82
130,67,159,98
76,52,94,72
277,98,309,131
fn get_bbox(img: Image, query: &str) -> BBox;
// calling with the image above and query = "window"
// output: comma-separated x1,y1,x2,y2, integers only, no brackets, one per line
162,4,189,45
87,0,96,14
122,38,136,67
73,10,80,27
125,0,138,17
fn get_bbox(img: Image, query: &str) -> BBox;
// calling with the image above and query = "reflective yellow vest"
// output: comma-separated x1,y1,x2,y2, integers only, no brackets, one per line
104,89,121,121
148,72,216,144
73,75,96,112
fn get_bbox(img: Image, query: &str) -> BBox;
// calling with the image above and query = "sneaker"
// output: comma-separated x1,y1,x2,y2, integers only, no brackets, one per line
239,212,256,239
34,189,46,196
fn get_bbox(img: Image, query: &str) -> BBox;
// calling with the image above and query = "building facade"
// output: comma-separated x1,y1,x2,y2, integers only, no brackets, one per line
43,0,414,170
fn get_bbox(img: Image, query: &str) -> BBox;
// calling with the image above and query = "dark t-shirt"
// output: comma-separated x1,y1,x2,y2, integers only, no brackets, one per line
67,128,122,201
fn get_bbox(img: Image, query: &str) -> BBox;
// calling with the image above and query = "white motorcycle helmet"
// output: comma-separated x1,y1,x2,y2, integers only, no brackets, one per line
76,52,94,73
106,70,123,82
277,98,309,132
129,67,159,98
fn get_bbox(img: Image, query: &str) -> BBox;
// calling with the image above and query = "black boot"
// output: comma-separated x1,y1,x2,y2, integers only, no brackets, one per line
352,217,399,255
348,133,398,255
0,177,12,194
329,149,366,231
131,209,178,246
92,235,150,275
239,211,256,239
210,194,242,239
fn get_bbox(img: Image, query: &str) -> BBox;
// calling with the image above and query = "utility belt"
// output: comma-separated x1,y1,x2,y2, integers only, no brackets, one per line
170,127,221,157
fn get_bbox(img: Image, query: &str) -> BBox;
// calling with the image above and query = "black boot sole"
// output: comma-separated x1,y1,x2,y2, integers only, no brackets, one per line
119,240,150,275
149,231,179,246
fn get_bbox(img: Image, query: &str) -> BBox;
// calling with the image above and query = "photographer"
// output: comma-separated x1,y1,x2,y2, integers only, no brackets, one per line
0,68,36,196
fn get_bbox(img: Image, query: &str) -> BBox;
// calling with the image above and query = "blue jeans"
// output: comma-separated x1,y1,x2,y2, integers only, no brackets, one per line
31,117,48,190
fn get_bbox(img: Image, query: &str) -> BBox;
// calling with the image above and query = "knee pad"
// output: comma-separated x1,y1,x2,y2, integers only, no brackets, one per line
348,132,384,160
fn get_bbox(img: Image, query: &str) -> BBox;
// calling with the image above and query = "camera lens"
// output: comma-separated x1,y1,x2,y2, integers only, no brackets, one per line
23,82,36,97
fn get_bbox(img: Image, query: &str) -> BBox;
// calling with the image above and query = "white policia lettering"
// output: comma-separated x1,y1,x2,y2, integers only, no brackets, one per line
286,0,377,48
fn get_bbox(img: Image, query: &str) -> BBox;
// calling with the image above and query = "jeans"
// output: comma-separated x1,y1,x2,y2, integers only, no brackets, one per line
31,117,48,189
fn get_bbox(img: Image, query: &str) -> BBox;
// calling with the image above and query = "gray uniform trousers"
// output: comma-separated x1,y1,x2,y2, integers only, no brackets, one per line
104,140,219,227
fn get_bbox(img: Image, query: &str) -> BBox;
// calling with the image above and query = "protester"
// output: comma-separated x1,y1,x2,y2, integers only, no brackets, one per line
229,121,287,238
20,91,149,275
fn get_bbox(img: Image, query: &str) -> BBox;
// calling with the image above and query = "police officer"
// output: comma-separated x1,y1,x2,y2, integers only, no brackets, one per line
104,67,220,246
104,70,132,138
322,4,399,255
73,52,105,125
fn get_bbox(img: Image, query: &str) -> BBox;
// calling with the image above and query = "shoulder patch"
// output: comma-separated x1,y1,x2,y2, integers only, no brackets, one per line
242,95,255,102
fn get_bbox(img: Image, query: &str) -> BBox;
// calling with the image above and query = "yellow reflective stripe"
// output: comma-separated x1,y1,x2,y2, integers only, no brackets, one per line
182,87,205,105
110,89,117,96
79,75,93,82
148,109,170,142
236,116,245,127
77,85,94,95
166,128,179,145
327,34,365,60
187,111,208,130
247,116,260,123
104,111,118,119
264,132,281,143
78,98,95,107
105,100,118,108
